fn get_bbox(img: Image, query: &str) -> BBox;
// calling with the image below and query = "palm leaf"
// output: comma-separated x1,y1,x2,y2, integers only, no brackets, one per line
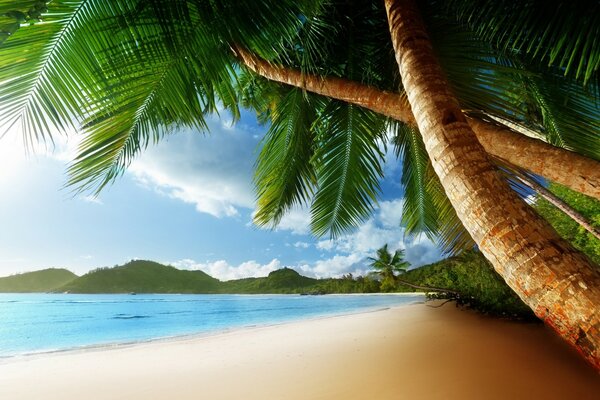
429,172,477,255
0,0,94,144
253,88,322,228
310,101,386,238
425,9,600,161
390,120,475,255
391,121,439,238
441,0,600,85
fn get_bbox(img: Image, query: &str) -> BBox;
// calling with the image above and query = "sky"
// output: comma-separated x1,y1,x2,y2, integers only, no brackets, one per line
0,109,442,280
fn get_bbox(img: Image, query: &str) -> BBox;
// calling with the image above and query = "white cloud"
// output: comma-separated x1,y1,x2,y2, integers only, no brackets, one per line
293,241,310,249
167,196,443,280
274,206,311,235
316,240,335,251
312,197,442,270
46,133,81,163
81,195,103,205
330,219,405,254
378,198,404,228
382,132,402,180
171,258,281,281
129,114,260,218
297,253,367,279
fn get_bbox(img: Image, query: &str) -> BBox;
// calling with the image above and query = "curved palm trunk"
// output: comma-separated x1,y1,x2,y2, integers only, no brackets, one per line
513,173,600,240
384,0,600,369
395,278,459,295
236,47,600,200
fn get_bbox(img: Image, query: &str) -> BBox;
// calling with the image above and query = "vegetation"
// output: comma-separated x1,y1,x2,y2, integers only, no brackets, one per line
313,274,381,294
400,251,534,320
219,268,318,294
0,268,77,292
58,262,378,295
534,183,600,265
60,260,220,294
368,245,410,292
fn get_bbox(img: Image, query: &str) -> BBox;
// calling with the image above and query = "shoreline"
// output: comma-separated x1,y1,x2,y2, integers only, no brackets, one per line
1,303,598,399
0,299,425,363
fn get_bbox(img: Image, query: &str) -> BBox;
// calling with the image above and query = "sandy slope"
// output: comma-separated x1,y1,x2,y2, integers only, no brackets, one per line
0,303,598,399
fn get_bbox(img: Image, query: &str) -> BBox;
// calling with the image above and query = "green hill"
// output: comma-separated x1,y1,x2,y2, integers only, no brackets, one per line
60,260,220,294
220,268,319,294
0,268,77,292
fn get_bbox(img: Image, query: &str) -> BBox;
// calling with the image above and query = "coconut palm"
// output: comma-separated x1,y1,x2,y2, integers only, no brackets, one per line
1,0,600,366
368,244,410,292
368,244,456,294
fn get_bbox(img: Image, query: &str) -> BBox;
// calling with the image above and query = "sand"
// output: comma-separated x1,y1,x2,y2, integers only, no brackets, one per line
0,303,598,400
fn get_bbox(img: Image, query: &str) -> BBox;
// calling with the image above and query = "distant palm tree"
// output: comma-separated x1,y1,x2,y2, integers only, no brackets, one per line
368,244,459,295
368,244,409,292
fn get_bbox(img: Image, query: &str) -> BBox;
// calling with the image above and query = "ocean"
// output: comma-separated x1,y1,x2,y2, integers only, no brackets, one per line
0,293,423,358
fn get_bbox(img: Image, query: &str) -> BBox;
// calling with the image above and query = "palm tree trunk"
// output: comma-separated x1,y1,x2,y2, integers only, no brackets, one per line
395,278,459,295
513,173,600,240
384,0,600,369
236,47,600,200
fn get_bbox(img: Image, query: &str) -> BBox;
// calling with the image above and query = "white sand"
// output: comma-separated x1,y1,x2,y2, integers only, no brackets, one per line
0,303,598,399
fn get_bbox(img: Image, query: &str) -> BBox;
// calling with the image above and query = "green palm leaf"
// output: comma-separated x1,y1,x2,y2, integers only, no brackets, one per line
253,88,322,228
310,101,386,238
428,170,476,255
368,244,410,279
391,121,438,238
426,10,600,161
0,0,92,144
391,121,475,255
442,0,600,85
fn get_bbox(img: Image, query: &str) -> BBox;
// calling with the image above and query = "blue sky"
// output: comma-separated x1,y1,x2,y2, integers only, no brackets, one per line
0,109,442,280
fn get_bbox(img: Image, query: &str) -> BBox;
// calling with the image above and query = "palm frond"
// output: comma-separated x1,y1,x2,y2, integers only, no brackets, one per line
253,88,322,228
425,9,600,161
0,0,93,145
310,101,386,238
441,0,600,85
391,121,438,238
528,75,600,159
272,0,400,91
68,55,215,193
429,172,477,255
390,120,475,255
65,0,231,192
235,71,285,125
1,0,331,190
0,2,48,45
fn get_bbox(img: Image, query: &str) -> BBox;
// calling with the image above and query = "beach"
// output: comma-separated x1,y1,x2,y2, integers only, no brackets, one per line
0,303,598,400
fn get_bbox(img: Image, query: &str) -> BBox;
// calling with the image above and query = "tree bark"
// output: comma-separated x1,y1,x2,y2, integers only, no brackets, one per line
384,0,600,369
513,173,600,240
236,47,600,200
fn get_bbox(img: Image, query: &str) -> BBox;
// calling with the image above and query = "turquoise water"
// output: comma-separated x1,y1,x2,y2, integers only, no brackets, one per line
0,293,423,358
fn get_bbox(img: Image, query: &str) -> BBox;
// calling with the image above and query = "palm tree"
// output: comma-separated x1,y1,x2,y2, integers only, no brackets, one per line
1,0,599,367
238,47,600,200
368,244,457,294
383,0,600,368
368,244,410,291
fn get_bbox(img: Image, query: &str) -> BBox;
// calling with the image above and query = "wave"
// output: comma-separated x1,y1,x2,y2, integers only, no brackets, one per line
156,311,192,315
112,314,151,320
